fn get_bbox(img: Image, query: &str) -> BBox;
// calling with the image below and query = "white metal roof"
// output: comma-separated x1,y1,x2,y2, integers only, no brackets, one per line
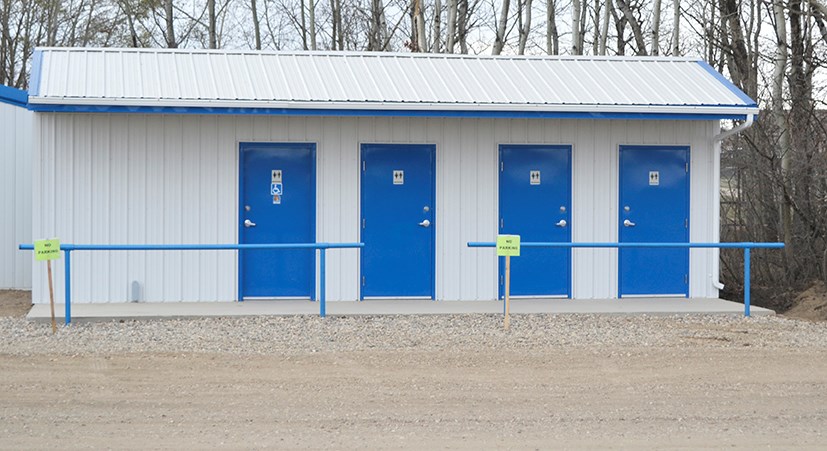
27,48,758,116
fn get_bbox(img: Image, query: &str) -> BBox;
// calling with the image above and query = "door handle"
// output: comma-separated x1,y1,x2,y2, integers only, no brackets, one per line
555,219,567,227
418,219,431,228
623,219,636,227
244,219,257,228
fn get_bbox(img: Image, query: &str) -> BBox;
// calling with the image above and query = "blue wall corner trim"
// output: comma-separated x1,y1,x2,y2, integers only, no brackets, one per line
0,84,28,108
29,50,43,97
696,60,758,107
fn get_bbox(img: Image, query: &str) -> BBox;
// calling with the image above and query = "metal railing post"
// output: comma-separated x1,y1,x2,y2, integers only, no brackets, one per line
64,249,72,325
744,247,751,318
320,247,326,318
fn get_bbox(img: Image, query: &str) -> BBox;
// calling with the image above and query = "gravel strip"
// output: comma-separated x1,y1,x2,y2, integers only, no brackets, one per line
1,314,826,356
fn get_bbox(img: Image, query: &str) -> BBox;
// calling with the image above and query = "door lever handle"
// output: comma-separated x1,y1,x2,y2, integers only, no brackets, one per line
555,219,567,227
418,219,431,228
623,219,636,227
244,219,256,228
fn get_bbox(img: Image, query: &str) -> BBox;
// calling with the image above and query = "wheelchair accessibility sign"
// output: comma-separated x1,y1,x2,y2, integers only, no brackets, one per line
271,182,283,204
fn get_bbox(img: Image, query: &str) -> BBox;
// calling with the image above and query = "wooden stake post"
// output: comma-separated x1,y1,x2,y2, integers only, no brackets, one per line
496,235,520,331
34,239,61,334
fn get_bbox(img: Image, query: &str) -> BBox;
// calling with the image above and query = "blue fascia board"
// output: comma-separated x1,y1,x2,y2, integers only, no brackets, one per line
696,60,758,107
0,84,28,108
26,103,751,121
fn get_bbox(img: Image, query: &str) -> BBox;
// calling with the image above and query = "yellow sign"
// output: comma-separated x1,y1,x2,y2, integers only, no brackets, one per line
496,235,520,256
34,239,61,261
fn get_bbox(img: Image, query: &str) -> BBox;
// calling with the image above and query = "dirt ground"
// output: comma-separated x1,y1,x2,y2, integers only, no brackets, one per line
1,348,825,449
2,291,826,449
784,281,827,322
0,290,31,317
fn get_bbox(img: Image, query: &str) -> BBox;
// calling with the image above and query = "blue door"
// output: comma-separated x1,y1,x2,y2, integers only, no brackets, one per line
361,144,435,298
239,143,315,299
619,145,689,297
499,145,571,298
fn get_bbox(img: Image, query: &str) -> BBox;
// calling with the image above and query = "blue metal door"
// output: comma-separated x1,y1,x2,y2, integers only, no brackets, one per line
499,145,571,298
619,145,689,296
239,143,315,299
361,144,435,298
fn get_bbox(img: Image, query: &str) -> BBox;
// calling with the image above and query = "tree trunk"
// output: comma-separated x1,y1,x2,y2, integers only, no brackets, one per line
719,0,754,97
611,3,627,55
458,0,468,53
671,0,679,55
773,0,793,264
414,0,427,51
434,0,442,52
493,0,511,54
599,0,611,54
518,0,532,54
446,0,457,52
571,0,581,54
208,0,217,48
165,0,177,48
546,0,559,54
329,0,337,50
651,0,661,55
615,0,647,55
308,0,317,50
300,0,308,50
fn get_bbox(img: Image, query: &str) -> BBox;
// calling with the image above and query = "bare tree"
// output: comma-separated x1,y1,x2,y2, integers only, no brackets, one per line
164,0,177,47
572,0,582,54
615,0,647,55
414,0,427,51
599,0,611,54
671,0,679,54
493,0,511,54
251,0,262,49
651,0,661,55
308,0,317,49
517,0,533,54
434,0,442,51
446,0,457,51
547,0,559,54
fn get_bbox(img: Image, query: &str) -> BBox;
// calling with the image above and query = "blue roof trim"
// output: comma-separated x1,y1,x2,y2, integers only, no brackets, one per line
26,103,750,121
0,84,28,108
696,60,757,107
29,50,43,97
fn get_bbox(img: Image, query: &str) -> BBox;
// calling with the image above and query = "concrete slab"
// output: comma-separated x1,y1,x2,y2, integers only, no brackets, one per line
27,298,773,323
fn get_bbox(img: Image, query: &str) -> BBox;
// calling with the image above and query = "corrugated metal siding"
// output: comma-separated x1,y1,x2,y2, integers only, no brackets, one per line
0,102,33,289
29,49,756,115
32,115,718,303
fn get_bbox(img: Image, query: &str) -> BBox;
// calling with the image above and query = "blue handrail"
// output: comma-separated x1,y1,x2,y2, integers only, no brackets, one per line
19,242,364,323
467,241,785,317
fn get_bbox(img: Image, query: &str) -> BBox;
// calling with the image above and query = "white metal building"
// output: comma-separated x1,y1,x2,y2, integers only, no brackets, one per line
0,85,33,290
24,48,758,304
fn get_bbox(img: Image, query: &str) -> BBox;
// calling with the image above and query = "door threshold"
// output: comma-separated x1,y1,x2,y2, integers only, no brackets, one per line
620,294,687,298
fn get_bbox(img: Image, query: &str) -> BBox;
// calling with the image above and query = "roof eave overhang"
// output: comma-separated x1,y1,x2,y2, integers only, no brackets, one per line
26,97,759,120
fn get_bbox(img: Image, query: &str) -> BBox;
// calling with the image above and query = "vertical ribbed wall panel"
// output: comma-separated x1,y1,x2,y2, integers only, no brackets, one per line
0,102,33,290
31,115,718,303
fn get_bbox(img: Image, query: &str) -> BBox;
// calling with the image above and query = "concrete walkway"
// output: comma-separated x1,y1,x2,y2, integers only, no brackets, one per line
27,298,772,322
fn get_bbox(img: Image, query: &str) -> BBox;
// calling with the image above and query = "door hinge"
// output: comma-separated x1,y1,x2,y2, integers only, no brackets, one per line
500,218,504,229
685,162,689,173
500,161,504,172
362,160,366,172
684,274,688,284
362,218,366,229
685,218,688,228
500,275,504,285
362,276,366,286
